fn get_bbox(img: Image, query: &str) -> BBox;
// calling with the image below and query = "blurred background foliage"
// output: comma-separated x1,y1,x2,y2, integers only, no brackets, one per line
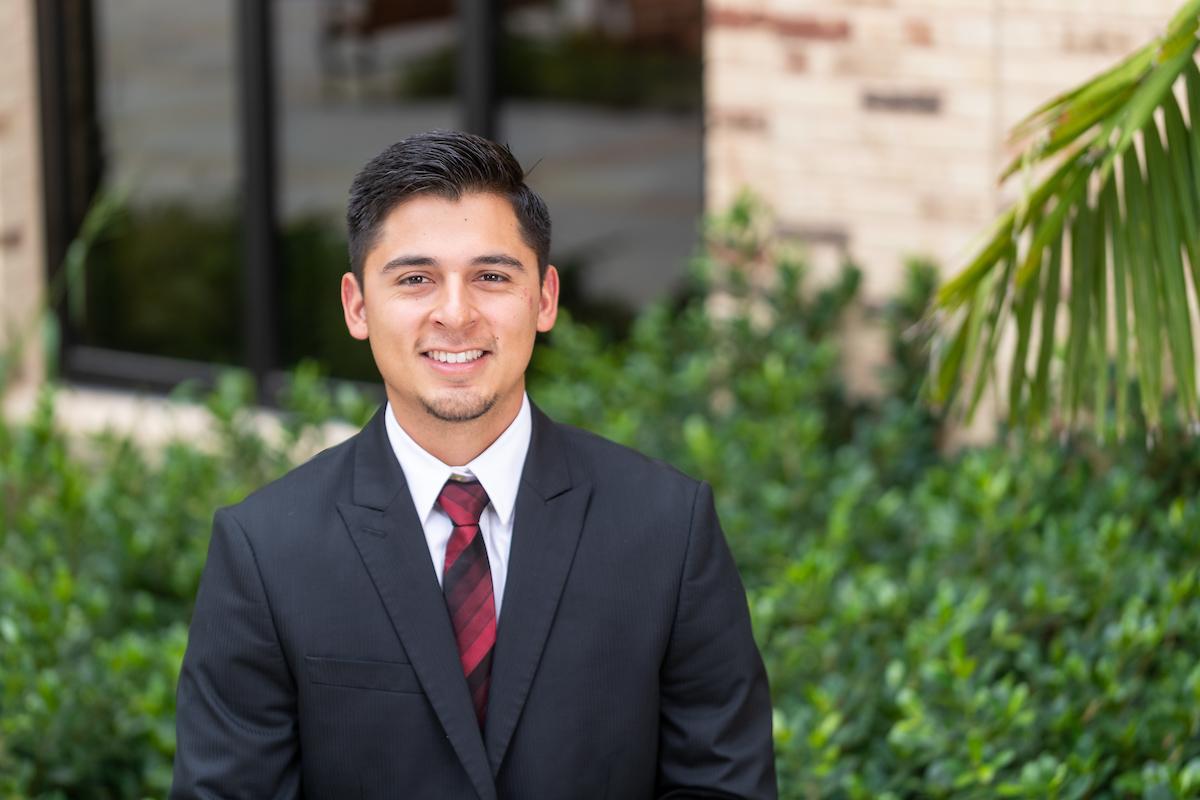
4,198,1200,798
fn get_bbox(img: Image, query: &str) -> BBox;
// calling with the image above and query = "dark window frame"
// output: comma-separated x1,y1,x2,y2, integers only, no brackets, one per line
36,0,497,401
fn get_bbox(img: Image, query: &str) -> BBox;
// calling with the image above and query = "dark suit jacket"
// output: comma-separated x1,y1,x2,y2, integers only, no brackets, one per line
172,404,776,799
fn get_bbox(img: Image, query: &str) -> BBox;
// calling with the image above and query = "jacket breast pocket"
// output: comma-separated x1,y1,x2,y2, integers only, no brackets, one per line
305,655,423,694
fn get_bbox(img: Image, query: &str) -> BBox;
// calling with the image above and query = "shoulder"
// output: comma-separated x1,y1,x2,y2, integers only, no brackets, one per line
550,418,706,512
220,431,358,533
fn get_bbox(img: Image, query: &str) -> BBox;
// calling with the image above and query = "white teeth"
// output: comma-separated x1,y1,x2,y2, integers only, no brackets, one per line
428,349,484,364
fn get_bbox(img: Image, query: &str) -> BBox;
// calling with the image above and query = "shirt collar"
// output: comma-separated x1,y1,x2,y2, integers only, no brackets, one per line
383,394,532,526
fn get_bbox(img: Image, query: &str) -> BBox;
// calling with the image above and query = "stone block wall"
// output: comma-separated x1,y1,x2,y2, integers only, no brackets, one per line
705,0,1180,304
0,0,44,388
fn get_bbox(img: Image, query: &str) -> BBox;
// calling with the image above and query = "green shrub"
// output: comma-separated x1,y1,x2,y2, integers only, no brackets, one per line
3,198,1200,798
0,371,371,799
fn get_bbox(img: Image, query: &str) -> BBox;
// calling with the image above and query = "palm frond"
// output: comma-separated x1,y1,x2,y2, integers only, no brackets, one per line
930,0,1200,438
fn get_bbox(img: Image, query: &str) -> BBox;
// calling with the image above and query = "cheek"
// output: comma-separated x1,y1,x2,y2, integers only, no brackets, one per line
496,297,539,328
502,313,540,343
370,303,421,335
519,287,541,312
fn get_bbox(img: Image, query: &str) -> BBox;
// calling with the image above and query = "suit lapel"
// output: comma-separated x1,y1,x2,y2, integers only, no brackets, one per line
336,408,496,800
484,405,592,775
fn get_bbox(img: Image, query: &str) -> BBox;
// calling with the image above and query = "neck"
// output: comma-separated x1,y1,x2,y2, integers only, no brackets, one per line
390,392,524,466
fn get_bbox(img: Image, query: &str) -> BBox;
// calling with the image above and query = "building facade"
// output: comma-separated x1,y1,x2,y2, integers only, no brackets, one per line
705,0,1181,394
0,0,1190,424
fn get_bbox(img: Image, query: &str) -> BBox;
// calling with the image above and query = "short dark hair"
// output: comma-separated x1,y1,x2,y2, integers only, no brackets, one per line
346,130,552,283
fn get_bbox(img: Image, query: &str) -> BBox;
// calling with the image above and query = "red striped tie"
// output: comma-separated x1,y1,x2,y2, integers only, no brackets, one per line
437,478,495,728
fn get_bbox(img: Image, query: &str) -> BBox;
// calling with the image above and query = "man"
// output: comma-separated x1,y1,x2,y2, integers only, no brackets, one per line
172,130,776,799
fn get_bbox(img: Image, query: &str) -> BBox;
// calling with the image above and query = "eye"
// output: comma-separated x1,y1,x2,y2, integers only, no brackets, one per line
397,274,430,286
479,272,508,283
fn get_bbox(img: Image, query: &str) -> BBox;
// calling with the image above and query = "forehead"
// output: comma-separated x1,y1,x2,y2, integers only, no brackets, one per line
361,192,539,280
376,192,521,243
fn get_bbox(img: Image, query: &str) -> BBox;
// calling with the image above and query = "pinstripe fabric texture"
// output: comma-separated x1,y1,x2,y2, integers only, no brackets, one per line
437,478,495,727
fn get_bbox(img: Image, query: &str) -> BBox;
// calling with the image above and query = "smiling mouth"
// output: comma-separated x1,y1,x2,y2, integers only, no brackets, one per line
424,349,487,364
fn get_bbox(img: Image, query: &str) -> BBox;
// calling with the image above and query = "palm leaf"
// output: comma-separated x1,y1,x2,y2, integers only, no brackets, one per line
930,1,1200,438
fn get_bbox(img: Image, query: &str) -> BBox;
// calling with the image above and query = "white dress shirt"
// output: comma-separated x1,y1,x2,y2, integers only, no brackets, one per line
383,394,531,619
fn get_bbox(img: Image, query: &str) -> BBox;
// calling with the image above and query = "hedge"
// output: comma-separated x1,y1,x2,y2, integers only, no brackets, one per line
3,198,1200,798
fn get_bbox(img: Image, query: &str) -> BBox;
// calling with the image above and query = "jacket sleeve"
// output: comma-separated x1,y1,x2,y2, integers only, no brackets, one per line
656,481,778,800
171,508,301,799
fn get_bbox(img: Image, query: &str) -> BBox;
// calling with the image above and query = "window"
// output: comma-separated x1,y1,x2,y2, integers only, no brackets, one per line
39,0,702,396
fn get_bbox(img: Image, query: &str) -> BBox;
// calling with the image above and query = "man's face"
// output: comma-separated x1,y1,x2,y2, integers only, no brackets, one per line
341,191,558,431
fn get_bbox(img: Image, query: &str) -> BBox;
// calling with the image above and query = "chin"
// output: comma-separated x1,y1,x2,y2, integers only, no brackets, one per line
420,392,499,423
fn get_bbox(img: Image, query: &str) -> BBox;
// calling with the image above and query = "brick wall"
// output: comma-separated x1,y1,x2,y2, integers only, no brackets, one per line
705,0,1180,399
0,0,44,389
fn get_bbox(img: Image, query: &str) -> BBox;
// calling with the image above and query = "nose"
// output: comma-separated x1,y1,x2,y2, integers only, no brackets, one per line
430,276,477,330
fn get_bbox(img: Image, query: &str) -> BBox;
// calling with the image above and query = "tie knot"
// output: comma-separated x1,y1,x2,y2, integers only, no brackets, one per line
437,479,490,528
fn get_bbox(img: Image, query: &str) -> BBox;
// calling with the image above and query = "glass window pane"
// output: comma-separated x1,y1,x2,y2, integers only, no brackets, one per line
81,0,244,365
499,0,704,327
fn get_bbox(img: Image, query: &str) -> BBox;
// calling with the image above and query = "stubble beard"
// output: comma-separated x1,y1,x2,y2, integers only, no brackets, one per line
420,390,499,423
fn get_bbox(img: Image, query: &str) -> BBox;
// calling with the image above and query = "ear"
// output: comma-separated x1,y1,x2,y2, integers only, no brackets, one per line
341,272,369,340
536,265,560,333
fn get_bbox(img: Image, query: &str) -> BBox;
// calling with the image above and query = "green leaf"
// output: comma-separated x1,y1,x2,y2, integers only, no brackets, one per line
1091,186,1110,441
1165,0,1200,32
1009,42,1156,142
1160,1,1200,56
959,278,996,421
1103,178,1131,440
1122,148,1164,429
1106,44,1197,178
1184,59,1200,189
1001,84,1136,180
933,306,974,407
1008,238,1043,426
1143,117,1198,420
1015,163,1090,290
937,211,1015,309
1030,234,1064,429
1162,89,1200,312
1064,204,1094,426
941,153,1085,311
967,247,1016,421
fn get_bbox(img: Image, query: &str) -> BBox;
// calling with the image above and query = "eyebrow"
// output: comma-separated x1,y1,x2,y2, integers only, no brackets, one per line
380,253,527,273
